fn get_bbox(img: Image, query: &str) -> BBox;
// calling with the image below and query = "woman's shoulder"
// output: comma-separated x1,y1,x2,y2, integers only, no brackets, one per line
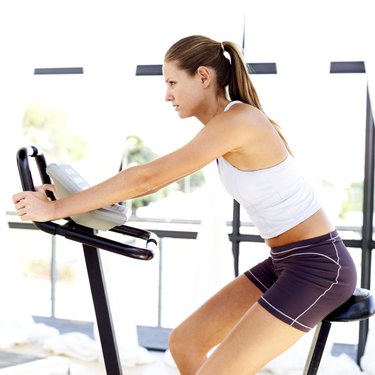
231,102,266,117
219,102,271,134
200,104,271,156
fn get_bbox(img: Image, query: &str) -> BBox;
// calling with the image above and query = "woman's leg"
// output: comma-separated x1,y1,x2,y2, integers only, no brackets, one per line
196,302,305,375
169,274,263,375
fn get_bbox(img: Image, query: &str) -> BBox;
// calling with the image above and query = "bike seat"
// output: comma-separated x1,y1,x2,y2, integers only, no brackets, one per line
324,288,375,322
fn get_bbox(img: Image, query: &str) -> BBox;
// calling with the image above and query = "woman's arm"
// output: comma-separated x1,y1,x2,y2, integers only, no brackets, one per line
12,107,255,222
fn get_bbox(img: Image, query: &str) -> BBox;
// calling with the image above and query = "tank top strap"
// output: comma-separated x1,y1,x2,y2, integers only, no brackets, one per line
224,100,243,112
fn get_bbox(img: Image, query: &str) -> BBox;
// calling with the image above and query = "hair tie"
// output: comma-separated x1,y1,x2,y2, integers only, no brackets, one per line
220,42,231,64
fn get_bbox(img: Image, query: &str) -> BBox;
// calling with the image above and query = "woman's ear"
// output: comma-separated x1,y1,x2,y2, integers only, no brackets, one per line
197,66,211,87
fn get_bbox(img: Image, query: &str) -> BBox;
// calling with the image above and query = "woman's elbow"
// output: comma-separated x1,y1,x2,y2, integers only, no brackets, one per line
134,173,162,196
124,165,170,197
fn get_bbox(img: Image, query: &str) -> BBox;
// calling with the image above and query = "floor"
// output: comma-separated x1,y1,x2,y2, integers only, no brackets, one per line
2,316,176,374
73,353,181,375
0,341,361,375
0,345,179,375
0,348,279,375
0,317,363,375
0,319,178,375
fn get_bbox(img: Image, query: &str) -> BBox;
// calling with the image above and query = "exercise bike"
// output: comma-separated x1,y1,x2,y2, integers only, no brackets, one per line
16,146,158,375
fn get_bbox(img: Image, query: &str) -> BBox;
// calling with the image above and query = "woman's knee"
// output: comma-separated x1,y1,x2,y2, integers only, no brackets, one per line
169,324,191,357
168,326,181,355
169,323,205,358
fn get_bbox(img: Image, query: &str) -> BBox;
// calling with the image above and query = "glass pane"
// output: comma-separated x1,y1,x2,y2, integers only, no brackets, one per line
52,234,160,327
6,226,53,317
122,76,210,221
239,73,367,234
238,241,270,275
160,230,233,328
53,237,95,321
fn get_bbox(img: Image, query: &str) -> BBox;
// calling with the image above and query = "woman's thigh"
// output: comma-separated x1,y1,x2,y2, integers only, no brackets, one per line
171,274,263,354
196,302,306,375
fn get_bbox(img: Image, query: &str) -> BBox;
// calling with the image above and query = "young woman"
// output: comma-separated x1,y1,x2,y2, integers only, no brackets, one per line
13,35,357,374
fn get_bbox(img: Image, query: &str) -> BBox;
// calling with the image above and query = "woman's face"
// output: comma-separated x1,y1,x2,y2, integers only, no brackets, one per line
163,61,204,119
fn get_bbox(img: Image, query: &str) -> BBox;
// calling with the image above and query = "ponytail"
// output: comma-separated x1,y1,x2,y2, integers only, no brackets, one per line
222,41,293,156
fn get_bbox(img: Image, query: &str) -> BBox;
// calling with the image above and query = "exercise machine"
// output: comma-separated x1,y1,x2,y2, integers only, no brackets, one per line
16,146,158,375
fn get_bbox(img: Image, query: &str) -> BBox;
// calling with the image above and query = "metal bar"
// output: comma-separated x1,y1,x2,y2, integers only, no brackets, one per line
344,239,363,248
34,67,84,75
157,239,163,327
303,321,332,375
361,86,374,289
329,61,372,365
8,222,38,230
136,65,162,76
231,200,241,277
82,230,123,375
8,220,364,246
43,221,153,260
147,229,198,239
330,61,365,74
358,86,375,363
136,63,277,76
228,233,264,243
246,62,277,74
50,235,57,318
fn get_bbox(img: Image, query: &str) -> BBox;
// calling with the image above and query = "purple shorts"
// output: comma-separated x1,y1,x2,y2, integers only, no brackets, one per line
245,231,357,332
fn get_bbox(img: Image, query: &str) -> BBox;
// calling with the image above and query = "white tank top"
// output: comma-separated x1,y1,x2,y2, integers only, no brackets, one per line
217,101,321,239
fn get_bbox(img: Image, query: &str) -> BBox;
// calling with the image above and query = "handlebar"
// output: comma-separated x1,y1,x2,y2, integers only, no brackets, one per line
16,146,156,260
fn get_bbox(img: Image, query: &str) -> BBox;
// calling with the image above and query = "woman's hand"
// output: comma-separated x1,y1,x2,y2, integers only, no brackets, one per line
37,183,57,199
12,184,57,222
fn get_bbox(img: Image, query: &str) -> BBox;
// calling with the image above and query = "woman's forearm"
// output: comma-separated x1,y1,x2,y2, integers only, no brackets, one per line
53,165,155,219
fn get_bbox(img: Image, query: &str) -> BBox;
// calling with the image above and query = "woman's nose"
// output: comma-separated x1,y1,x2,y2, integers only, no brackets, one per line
165,92,173,102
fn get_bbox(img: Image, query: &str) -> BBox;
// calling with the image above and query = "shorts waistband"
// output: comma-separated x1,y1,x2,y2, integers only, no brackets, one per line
270,230,339,253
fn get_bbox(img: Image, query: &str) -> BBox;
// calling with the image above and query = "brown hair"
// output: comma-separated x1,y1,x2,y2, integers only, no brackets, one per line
164,35,292,155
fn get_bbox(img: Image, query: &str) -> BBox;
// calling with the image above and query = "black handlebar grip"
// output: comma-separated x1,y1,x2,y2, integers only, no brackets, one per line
16,146,37,192
16,146,55,200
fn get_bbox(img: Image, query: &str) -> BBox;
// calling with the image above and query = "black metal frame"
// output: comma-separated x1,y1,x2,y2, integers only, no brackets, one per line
330,61,374,362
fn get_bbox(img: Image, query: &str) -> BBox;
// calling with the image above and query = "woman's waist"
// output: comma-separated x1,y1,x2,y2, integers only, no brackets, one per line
265,209,335,248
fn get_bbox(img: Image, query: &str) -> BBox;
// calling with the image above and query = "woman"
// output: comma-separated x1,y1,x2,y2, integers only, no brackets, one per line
13,35,357,374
